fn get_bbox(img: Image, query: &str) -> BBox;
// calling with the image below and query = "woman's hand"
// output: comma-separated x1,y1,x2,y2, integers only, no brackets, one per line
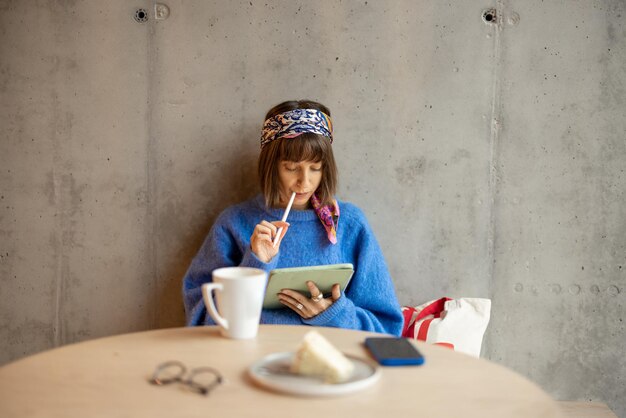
250,220,289,263
277,281,341,319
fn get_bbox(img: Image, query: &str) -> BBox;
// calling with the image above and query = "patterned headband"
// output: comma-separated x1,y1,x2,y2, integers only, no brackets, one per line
260,108,333,148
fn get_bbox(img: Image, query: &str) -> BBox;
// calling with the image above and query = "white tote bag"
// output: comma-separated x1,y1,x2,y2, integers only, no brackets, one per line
401,297,491,358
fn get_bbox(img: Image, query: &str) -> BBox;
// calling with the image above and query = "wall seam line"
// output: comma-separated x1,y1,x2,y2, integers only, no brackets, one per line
487,1,504,303
51,90,64,348
147,8,158,330
52,165,62,348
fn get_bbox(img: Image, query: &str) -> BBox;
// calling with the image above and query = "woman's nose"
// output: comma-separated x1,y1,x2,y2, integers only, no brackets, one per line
298,171,309,185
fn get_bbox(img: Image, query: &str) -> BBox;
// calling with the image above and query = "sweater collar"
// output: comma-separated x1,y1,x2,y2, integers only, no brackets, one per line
254,194,319,221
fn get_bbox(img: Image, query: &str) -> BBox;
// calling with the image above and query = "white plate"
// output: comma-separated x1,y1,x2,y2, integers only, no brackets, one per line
248,351,381,397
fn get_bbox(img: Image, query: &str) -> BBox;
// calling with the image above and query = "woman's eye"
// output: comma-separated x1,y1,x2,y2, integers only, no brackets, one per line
311,166,322,172
285,165,298,172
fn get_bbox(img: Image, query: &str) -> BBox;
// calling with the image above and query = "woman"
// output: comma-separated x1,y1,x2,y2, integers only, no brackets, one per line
182,100,403,336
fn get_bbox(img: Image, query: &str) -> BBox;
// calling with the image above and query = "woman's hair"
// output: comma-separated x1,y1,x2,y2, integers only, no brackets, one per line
258,100,338,208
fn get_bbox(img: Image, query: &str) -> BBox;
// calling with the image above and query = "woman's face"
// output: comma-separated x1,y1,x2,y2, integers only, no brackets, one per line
277,160,323,210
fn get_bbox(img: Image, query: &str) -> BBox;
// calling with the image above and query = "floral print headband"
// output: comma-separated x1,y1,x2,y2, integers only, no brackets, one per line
260,108,333,148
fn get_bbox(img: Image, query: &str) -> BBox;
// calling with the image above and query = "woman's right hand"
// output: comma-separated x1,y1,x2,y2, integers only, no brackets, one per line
250,220,289,263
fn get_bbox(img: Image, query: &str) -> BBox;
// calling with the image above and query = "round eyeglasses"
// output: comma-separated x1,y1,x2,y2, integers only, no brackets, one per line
149,361,223,396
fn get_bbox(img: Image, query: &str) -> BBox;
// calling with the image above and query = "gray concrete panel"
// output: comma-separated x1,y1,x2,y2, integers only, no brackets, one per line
484,1,626,416
0,0,152,359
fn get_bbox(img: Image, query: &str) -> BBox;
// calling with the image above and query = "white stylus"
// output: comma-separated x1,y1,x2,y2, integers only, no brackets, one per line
273,191,296,247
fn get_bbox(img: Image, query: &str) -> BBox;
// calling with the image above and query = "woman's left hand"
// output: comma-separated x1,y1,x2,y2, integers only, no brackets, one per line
277,281,341,319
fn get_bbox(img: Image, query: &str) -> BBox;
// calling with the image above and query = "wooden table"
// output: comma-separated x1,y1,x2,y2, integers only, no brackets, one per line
0,325,562,417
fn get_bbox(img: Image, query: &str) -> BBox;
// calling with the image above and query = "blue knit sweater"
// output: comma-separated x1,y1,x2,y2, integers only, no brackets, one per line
182,194,403,336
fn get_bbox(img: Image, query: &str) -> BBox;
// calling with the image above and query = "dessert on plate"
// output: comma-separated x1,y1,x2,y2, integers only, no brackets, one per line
290,330,355,383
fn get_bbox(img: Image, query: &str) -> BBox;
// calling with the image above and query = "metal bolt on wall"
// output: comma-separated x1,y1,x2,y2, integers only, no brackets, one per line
134,4,169,23
134,8,148,23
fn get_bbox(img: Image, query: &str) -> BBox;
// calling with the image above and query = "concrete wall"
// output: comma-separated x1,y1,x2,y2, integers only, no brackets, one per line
1,1,624,416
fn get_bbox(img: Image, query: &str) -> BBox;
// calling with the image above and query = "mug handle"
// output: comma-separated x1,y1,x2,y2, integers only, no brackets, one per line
201,283,229,330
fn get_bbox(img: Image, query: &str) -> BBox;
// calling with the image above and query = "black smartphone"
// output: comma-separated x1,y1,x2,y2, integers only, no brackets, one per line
364,337,425,366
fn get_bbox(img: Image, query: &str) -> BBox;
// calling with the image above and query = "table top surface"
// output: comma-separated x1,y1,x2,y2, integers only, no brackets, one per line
0,325,562,418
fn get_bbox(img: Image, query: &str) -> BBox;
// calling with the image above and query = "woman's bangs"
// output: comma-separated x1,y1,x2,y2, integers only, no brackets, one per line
279,133,326,163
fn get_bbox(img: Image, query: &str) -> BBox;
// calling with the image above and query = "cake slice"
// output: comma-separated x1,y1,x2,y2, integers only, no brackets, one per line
290,330,355,383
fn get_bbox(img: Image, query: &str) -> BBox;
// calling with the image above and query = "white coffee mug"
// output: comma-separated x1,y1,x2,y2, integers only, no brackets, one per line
201,267,268,339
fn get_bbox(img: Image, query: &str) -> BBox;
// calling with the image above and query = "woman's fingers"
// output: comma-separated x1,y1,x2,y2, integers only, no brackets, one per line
278,291,310,318
272,222,289,247
279,289,305,305
254,222,273,240
306,280,322,298
250,220,291,263
259,220,276,239
254,221,289,243
279,285,340,319
273,221,289,229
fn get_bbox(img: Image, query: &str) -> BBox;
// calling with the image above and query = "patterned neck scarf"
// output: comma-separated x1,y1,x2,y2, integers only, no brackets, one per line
310,192,340,244
261,109,333,148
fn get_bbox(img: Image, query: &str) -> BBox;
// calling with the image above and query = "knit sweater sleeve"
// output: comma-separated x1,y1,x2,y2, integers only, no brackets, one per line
181,208,278,326
302,207,404,336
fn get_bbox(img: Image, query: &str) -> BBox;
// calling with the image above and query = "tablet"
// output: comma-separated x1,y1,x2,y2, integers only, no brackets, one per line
262,263,354,309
